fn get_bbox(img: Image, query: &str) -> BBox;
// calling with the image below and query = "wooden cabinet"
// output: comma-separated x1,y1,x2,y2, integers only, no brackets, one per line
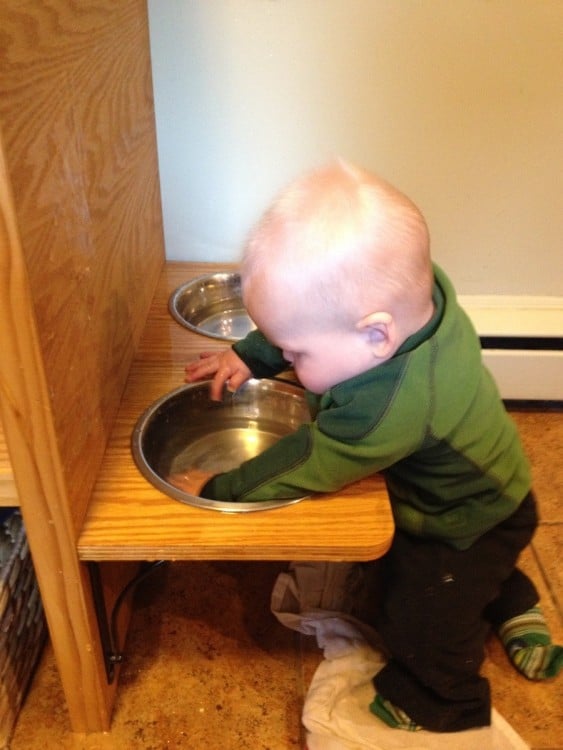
0,1,393,734
0,1,164,731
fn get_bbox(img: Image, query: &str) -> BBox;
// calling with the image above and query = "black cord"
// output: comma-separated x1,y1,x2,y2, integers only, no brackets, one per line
109,560,169,664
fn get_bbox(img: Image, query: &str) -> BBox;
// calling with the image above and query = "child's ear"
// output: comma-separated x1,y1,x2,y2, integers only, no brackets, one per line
356,312,396,359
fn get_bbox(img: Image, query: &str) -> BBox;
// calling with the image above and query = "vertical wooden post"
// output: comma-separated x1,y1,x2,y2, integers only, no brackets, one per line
0,132,114,731
0,1,165,732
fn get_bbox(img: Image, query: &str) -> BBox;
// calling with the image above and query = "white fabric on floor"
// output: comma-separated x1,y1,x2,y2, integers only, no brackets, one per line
271,563,530,750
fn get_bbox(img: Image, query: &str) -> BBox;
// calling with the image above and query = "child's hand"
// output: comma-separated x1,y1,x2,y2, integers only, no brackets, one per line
184,349,252,401
166,468,213,497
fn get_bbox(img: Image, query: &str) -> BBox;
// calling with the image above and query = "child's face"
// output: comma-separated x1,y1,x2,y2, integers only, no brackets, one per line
245,290,376,394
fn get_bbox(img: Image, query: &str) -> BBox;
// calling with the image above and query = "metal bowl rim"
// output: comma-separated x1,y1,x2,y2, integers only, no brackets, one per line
131,378,308,513
168,272,247,341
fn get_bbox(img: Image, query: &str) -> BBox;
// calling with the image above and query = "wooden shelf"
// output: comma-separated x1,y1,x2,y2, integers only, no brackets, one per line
78,262,394,562
0,419,18,507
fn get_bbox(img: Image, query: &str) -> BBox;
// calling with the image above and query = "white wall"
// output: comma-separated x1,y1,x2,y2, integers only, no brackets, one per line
147,0,563,296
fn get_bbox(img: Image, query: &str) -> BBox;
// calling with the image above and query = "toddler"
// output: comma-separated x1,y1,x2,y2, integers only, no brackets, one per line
184,161,562,732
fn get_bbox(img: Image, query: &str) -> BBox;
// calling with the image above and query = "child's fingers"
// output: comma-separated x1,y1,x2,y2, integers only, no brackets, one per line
225,369,249,394
184,350,251,398
184,353,221,381
209,366,233,401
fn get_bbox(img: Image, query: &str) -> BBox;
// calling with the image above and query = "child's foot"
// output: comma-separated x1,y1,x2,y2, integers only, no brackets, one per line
369,694,421,731
498,605,563,680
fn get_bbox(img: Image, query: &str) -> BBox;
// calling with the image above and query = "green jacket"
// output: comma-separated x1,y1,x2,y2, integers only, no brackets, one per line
201,265,531,550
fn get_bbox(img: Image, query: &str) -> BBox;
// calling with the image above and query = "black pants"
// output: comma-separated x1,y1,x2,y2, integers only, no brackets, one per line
373,492,539,732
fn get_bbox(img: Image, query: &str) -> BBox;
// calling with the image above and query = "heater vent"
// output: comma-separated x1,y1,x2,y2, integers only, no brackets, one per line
459,296,563,401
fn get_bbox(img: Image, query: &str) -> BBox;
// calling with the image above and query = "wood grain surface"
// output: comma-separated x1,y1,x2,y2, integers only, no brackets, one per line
1,127,113,731
0,1,165,731
0,0,165,532
0,419,18,507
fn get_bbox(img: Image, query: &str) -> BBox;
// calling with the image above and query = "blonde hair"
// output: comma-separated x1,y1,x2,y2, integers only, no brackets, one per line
242,160,433,328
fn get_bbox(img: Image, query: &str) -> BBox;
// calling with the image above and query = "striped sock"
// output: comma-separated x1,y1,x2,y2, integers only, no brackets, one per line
498,605,563,680
369,694,421,731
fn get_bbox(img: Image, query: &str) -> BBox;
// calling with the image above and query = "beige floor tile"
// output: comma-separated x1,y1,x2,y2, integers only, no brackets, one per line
10,562,306,750
532,523,563,620
483,545,563,749
510,408,563,523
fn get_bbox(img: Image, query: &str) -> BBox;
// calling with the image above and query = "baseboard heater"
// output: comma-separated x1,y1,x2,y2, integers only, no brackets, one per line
458,295,563,402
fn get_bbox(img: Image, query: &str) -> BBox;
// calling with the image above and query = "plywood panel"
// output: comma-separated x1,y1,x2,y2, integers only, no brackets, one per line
0,1,165,732
0,0,165,531
0,128,114,731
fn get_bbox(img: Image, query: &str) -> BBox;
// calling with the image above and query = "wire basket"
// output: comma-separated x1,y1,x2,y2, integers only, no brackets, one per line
0,510,47,748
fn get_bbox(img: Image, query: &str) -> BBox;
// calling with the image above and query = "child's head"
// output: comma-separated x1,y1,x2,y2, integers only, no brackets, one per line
241,160,434,393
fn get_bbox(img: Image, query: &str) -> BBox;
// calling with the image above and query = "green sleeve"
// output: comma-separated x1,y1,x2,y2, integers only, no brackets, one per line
200,381,419,502
201,423,394,502
232,330,289,378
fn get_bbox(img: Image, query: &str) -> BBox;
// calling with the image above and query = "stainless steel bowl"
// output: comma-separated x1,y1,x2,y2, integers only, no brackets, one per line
169,272,255,341
131,379,311,512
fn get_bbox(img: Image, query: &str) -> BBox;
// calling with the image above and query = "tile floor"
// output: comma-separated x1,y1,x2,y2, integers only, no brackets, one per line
8,407,563,749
